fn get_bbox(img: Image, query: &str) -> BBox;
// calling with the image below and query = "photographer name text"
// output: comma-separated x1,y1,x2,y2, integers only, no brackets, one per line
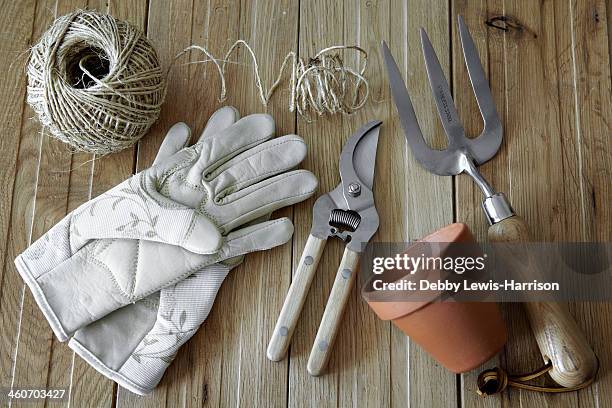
371,279,560,292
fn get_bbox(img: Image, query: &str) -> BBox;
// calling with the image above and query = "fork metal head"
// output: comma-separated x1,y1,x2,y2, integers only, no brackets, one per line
382,16,502,178
383,16,515,224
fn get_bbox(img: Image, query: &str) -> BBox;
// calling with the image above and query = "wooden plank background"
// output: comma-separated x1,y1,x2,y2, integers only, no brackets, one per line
0,0,609,407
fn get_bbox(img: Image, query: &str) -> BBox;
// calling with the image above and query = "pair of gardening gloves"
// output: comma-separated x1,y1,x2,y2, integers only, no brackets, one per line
15,107,318,395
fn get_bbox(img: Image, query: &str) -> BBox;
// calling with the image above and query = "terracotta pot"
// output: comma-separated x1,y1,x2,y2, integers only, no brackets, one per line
364,223,507,373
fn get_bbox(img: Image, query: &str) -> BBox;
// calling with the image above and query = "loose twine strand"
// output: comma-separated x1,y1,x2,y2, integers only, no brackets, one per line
175,41,369,122
27,10,370,155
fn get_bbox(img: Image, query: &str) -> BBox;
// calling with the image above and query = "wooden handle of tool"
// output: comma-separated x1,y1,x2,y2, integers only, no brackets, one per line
267,235,326,362
488,216,598,387
307,247,360,376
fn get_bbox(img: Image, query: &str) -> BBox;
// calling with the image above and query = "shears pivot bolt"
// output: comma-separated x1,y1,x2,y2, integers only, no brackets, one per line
347,182,361,197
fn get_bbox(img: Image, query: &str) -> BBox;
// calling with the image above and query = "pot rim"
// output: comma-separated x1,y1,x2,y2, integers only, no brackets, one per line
364,223,475,321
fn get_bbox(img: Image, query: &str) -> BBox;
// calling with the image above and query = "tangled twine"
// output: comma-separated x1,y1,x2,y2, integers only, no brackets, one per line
177,41,369,121
27,10,165,154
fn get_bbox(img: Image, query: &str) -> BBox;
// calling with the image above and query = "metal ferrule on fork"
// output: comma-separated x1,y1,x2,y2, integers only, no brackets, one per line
459,154,514,224
383,15,517,227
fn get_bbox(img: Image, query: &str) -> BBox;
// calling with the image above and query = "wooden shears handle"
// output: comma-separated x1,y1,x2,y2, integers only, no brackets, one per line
307,247,360,376
267,234,326,362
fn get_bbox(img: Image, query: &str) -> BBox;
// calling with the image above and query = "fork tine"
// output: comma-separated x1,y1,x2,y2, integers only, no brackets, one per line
420,28,466,145
457,15,503,163
381,41,450,174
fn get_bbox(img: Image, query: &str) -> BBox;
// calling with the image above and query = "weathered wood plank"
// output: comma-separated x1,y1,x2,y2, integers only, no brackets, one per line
0,0,38,395
9,2,88,408
608,0,612,61
553,1,612,407
386,3,412,406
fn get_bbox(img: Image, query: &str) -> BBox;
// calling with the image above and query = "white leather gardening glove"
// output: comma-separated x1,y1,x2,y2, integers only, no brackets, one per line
15,109,317,342
69,106,266,395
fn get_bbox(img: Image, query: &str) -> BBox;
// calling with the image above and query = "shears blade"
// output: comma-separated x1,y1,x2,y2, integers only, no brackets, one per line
351,124,380,190
310,120,381,246
338,120,381,210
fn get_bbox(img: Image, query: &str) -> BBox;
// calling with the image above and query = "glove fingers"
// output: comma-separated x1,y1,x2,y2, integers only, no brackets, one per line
208,135,307,198
220,218,294,260
215,170,317,233
153,122,192,166
186,114,275,185
222,211,273,267
199,106,240,141
154,107,240,166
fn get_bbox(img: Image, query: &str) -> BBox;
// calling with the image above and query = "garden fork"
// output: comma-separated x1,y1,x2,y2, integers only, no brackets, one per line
382,15,597,389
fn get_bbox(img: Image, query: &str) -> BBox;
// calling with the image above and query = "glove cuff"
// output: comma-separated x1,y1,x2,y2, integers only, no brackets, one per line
15,255,70,341
69,338,154,396
15,247,130,341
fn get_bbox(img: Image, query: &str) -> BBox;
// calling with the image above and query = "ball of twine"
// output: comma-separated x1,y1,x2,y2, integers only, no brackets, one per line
27,10,166,154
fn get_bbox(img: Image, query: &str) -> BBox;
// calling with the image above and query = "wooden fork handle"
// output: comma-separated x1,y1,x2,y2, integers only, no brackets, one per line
488,215,598,388
267,235,326,362
307,247,360,376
